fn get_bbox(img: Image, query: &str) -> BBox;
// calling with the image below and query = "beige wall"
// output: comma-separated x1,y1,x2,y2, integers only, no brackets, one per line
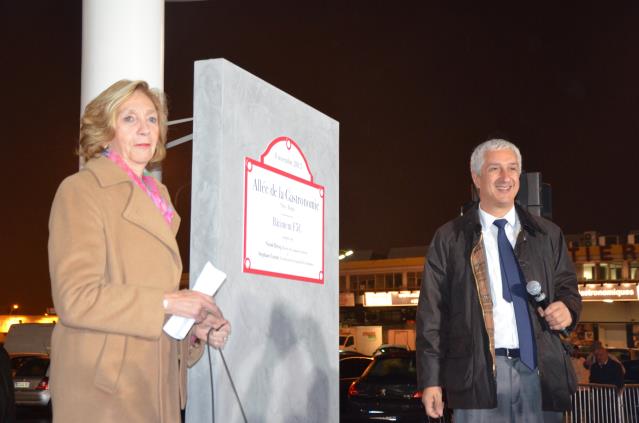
580,301,639,322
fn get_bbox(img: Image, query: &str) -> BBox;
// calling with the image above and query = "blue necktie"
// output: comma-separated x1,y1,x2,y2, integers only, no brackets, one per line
493,219,536,370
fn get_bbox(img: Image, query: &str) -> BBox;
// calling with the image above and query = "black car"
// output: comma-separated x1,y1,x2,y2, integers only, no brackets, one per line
340,350,370,359
340,355,373,414
346,351,451,422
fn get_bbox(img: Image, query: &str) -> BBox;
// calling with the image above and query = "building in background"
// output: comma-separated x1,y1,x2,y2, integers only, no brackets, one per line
340,230,639,351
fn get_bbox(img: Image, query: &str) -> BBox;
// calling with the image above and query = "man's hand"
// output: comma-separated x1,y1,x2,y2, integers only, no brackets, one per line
422,386,444,418
538,300,572,331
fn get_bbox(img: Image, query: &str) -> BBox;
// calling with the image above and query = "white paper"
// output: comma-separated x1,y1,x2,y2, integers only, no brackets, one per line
163,261,227,340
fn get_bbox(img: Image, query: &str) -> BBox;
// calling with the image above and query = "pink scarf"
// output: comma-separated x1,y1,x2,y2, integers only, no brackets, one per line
104,150,175,225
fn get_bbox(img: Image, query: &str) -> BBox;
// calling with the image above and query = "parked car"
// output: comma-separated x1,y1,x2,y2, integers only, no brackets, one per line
9,353,47,379
340,350,370,359
372,344,410,356
12,355,51,408
346,351,451,422
340,355,373,414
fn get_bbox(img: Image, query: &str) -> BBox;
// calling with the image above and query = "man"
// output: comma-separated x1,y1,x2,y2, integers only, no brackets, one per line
583,340,624,374
416,139,582,422
589,347,624,389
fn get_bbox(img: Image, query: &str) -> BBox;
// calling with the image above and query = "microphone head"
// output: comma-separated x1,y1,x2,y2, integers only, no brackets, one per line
526,280,542,296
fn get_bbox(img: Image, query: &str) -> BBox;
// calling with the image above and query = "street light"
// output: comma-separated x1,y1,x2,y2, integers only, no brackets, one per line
339,249,354,260
9,304,19,315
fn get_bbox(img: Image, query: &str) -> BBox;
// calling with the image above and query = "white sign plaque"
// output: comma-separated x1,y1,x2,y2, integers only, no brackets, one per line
243,137,325,283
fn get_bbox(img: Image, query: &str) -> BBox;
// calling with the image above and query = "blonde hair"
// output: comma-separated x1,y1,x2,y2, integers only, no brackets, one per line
78,80,168,164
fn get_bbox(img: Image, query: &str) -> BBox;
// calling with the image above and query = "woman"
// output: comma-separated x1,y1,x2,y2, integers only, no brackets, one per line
48,80,230,422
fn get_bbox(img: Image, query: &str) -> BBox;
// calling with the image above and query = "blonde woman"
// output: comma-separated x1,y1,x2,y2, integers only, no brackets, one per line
48,80,230,422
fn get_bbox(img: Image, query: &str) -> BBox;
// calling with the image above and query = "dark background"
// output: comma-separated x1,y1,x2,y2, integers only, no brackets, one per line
1,1,638,314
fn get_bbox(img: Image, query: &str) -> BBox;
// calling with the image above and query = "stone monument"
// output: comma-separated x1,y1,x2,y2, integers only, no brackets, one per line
187,59,339,423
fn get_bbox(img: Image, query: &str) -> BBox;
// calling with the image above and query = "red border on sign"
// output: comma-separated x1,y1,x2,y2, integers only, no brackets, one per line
243,138,325,284
260,136,314,182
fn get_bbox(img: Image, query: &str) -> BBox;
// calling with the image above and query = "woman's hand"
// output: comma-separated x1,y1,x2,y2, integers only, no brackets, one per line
163,290,222,323
194,315,231,349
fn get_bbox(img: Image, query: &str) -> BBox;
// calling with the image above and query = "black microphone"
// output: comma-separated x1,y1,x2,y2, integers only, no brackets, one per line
526,280,570,338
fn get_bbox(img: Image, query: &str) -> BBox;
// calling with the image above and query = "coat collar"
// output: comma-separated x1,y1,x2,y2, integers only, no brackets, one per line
84,155,131,187
462,201,546,239
84,157,181,259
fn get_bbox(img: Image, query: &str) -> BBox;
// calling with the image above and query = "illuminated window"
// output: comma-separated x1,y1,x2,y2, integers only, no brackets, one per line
583,263,595,280
385,273,402,290
599,263,609,280
375,274,385,290
407,272,423,288
351,272,405,291
609,263,622,280
351,274,375,292
366,277,375,291
599,263,623,280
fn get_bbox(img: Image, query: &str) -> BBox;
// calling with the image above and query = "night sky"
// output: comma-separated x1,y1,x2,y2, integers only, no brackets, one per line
2,1,638,314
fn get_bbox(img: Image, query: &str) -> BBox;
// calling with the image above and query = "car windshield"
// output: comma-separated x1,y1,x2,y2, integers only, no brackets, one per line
11,356,32,372
340,358,372,378
365,356,416,384
15,357,49,378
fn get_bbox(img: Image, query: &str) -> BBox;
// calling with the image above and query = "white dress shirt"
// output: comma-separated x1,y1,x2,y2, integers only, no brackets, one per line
478,206,521,349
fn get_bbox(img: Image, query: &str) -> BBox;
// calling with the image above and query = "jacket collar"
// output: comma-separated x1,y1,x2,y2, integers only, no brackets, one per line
462,201,546,238
84,155,131,187
83,156,181,260
514,202,545,236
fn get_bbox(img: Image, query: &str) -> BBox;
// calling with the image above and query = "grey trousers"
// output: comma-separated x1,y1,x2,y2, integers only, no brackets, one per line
454,356,562,423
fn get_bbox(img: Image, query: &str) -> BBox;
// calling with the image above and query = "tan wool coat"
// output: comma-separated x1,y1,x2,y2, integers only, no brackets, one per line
48,156,202,423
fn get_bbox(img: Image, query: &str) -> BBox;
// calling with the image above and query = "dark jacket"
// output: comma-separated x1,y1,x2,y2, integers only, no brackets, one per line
416,203,582,411
589,359,624,388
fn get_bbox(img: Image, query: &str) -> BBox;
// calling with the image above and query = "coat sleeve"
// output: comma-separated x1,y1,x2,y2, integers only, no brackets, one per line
48,175,166,339
178,327,205,409
185,330,205,367
416,228,450,390
551,228,582,332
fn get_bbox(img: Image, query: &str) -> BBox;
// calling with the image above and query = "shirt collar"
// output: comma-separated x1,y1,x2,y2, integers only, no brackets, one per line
478,205,518,232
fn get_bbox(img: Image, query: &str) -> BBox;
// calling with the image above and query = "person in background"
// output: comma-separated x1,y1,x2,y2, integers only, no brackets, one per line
583,340,624,374
48,80,231,422
416,139,582,423
0,344,16,423
589,347,624,389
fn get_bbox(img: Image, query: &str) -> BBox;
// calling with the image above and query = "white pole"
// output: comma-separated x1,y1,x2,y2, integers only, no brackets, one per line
81,0,164,112
81,0,165,177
